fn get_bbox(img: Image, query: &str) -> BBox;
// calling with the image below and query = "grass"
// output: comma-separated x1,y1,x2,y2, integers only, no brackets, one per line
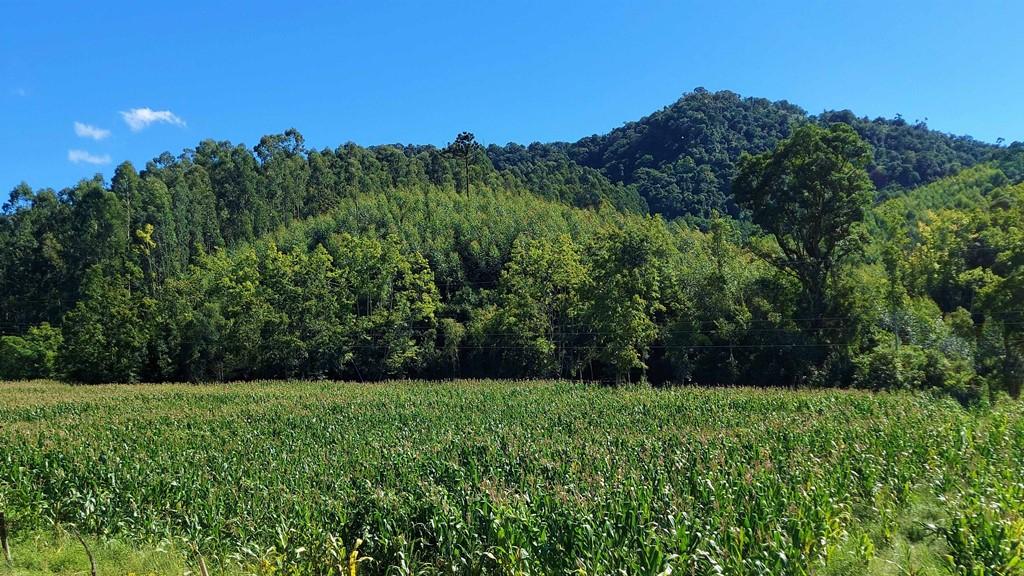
1,380,1022,575
0,531,190,575
821,490,950,576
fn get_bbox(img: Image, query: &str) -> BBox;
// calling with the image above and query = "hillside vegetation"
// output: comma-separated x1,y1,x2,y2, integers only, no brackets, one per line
562,89,997,220
1,93,1022,396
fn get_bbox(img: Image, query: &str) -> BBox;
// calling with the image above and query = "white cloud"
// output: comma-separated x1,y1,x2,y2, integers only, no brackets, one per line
74,121,111,140
68,149,112,165
120,107,186,131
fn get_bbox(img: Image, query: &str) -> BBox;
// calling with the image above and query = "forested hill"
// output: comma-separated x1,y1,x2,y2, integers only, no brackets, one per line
557,88,998,220
2,92,1023,393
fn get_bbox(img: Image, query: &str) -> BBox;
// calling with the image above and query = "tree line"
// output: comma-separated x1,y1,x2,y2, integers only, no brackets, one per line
1,120,1023,399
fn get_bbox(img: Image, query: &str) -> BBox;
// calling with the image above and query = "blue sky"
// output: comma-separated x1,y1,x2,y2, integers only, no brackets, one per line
2,0,1022,193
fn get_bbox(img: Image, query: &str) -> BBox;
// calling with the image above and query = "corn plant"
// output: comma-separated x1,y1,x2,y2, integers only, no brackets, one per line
1,380,1021,575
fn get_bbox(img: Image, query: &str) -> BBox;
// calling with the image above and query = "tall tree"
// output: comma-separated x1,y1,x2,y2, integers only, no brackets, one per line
255,129,309,222
491,235,588,377
0,184,71,327
584,220,677,382
68,177,129,295
977,185,1024,396
60,265,149,383
733,123,874,334
445,132,478,194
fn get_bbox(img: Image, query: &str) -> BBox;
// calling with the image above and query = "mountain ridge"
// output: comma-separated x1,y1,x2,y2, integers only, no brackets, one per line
544,88,999,220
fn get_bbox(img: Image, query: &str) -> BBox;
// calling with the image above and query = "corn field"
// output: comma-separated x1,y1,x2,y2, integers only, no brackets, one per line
0,380,1022,575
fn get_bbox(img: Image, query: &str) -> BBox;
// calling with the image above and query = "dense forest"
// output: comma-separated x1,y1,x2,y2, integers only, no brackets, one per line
1,90,1022,399
562,88,997,221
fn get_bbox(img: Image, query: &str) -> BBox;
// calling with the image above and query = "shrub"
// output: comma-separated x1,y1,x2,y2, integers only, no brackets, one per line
0,322,62,379
854,343,927,390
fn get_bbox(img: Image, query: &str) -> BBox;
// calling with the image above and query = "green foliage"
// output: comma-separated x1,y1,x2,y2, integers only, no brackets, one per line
326,234,439,379
873,163,1011,225
974,183,1024,396
568,88,807,220
927,407,1024,575
733,123,875,385
0,531,196,576
852,343,976,398
995,145,1024,182
154,234,438,381
444,131,479,195
482,234,588,377
0,323,61,379
2,381,1022,575
0,96,1019,392
565,89,994,221
733,123,874,288
662,218,801,385
3,155,1021,392
819,109,995,191
583,219,678,381
59,265,149,383
486,143,646,212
